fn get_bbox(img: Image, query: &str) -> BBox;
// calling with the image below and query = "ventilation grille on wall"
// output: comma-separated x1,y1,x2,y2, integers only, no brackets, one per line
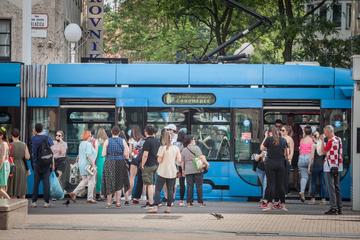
60,98,115,107
263,100,320,109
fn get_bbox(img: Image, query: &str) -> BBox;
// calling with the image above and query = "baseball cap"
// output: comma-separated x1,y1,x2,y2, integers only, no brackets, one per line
164,124,177,131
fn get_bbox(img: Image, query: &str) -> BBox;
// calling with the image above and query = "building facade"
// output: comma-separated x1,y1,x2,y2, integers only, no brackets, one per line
0,0,83,64
306,0,356,39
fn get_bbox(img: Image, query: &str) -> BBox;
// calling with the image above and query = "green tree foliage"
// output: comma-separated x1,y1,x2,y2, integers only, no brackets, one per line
103,0,359,67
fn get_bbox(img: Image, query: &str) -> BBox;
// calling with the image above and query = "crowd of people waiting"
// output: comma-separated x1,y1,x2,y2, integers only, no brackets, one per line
0,119,343,215
0,123,209,213
254,120,343,215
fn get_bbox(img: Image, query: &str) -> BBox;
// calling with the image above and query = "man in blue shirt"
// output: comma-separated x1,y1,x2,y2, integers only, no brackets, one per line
30,123,54,208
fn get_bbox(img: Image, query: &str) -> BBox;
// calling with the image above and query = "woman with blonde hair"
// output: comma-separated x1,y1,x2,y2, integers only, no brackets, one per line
148,131,181,213
69,130,97,203
95,128,108,201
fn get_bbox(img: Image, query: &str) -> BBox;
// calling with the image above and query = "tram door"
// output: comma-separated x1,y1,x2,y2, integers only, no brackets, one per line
263,100,321,193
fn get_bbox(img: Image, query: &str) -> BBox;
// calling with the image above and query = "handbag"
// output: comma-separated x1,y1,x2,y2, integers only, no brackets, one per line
187,147,204,172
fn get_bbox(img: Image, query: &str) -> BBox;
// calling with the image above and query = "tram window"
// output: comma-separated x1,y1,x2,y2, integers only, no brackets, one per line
0,112,11,124
323,109,351,177
29,108,58,139
147,111,185,123
234,109,261,186
264,113,320,125
191,110,230,161
193,112,230,123
234,109,261,162
69,111,114,122
118,107,144,131
357,128,360,153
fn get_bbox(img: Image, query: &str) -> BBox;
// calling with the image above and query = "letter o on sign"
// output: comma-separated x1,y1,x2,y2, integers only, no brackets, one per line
89,5,102,15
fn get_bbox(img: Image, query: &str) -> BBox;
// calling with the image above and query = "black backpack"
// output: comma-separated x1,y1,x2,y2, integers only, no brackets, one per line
37,137,53,167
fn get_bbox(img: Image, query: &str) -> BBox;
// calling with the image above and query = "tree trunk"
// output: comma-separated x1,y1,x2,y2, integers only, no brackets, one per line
283,37,294,62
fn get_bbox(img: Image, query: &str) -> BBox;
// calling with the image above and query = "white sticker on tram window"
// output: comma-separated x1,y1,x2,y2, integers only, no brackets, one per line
243,119,251,127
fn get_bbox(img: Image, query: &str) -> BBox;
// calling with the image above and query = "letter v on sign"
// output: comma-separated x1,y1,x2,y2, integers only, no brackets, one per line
89,18,101,27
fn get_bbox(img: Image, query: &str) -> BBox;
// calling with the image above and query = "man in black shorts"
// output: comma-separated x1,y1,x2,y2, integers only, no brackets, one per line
141,125,160,208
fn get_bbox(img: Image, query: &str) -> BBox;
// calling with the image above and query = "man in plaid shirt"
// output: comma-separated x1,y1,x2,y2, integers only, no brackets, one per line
322,125,343,215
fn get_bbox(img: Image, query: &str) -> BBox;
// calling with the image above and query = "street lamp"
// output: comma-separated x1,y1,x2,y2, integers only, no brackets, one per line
64,23,82,63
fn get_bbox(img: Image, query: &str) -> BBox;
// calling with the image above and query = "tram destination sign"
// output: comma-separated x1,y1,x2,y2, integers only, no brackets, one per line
163,93,216,105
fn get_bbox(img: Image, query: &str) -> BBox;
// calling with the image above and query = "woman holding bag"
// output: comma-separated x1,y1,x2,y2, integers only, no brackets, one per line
69,130,97,203
181,135,209,207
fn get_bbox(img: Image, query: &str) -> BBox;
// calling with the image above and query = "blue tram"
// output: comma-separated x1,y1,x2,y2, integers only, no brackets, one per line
0,63,354,200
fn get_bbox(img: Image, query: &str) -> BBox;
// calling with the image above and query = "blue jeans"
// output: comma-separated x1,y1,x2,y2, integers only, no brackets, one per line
256,168,267,199
310,166,326,198
298,154,310,193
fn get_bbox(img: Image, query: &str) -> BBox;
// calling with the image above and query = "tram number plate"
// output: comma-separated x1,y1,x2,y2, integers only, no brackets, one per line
163,93,216,105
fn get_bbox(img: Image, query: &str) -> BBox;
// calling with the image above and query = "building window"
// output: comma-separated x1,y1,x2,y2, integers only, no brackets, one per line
0,19,11,62
320,5,327,20
346,3,352,30
332,3,342,28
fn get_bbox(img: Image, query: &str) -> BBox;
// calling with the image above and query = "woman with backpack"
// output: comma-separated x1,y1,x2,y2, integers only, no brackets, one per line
181,135,209,207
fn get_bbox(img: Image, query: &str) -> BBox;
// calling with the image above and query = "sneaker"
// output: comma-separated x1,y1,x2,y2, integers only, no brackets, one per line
43,202,50,208
308,198,316,205
179,201,185,207
272,202,281,209
132,199,140,204
299,192,305,203
325,208,338,215
52,198,57,201
199,203,206,207
262,203,272,212
158,203,163,207
337,209,343,215
279,203,288,212
186,202,194,208
30,202,37,208
321,198,327,205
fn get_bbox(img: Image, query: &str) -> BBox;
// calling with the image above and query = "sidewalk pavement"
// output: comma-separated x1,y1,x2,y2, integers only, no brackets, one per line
1,201,360,240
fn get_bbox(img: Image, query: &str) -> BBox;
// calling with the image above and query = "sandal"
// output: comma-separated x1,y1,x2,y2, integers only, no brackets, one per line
105,203,112,209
